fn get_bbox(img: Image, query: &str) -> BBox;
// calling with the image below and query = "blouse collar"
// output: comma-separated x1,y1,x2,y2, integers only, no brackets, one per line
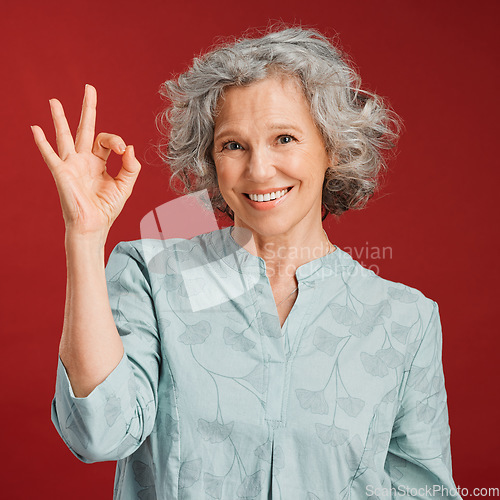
209,225,355,282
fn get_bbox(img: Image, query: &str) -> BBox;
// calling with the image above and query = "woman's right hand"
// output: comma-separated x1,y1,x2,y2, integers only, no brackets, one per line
31,84,141,239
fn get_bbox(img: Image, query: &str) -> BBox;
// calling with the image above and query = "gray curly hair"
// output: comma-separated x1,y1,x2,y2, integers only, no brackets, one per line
157,25,402,220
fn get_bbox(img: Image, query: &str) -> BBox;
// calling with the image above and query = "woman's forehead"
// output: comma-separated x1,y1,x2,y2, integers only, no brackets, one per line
213,76,309,127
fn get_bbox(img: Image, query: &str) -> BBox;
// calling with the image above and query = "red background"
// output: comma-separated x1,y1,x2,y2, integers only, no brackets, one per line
1,0,499,497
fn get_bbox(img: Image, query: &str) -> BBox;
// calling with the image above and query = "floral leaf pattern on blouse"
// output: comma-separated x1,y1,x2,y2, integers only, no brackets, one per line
313,327,344,356
204,472,225,499
177,320,211,345
133,460,155,488
388,286,419,303
254,440,272,462
329,303,359,326
295,389,329,414
315,422,350,447
65,404,90,450
360,352,389,377
391,321,412,344
51,228,461,499
197,418,234,443
407,365,430,392
241,363,267,394
154,411,179,440
236,469,265,498
349,300,392,337
337,397,365,417
416,400,437,424
381,386,398,403
179,458,202,489
259,312,281,338
223,327,256,352
375,347,405,369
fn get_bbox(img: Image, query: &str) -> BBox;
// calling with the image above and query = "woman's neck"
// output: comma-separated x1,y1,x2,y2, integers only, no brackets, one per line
231,220,334,282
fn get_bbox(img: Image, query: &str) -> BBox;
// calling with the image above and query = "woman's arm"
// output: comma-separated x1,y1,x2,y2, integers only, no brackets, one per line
33,85,161,462
385,301,461,499
51,240,162,463
32,84,141,397
60,230,124,397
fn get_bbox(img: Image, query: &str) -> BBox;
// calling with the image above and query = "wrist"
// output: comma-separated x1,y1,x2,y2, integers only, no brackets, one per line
64,229,108,252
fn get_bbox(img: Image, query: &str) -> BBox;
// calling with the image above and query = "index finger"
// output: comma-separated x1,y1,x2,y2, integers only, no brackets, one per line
74,84,97,153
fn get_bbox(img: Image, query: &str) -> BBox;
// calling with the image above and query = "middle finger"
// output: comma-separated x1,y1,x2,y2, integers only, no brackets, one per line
75,84,97,153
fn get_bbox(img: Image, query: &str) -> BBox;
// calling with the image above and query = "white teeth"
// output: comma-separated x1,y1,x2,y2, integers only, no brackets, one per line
248,188,290,202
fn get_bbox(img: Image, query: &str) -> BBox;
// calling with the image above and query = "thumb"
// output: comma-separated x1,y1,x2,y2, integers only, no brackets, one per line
115,145,141,190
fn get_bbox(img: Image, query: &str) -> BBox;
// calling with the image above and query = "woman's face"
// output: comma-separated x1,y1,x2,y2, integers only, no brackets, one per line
212,75,331,237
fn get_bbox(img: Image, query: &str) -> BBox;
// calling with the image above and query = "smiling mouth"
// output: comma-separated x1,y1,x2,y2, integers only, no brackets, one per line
243,186,293,202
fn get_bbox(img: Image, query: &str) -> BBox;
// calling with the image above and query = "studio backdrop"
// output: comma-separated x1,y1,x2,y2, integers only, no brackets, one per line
1,0,499,498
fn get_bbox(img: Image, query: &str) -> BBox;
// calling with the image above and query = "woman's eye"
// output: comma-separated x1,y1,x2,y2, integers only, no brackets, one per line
222,141,242,151
277,135,295,145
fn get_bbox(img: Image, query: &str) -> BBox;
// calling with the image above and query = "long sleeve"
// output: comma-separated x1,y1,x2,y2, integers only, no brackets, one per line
384,301,461,499
50,241,161,464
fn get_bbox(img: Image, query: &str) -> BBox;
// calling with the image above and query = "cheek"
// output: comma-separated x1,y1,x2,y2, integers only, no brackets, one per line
215,161,239,193
282,149,326,183
278,148,303,170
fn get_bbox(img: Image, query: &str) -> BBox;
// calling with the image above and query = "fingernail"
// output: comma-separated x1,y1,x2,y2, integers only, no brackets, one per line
119,144,126,153
130,145,135,155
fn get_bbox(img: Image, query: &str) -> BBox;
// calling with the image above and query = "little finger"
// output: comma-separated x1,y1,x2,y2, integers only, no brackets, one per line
31,125,62,172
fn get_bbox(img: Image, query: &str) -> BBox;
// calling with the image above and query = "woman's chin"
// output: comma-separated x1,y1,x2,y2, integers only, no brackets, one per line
233,216,298,239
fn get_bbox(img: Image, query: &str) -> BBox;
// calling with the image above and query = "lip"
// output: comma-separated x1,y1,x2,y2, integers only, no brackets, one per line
242,186,293,211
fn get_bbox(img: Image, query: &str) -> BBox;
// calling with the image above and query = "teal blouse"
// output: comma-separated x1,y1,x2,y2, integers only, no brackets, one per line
51,226,460,499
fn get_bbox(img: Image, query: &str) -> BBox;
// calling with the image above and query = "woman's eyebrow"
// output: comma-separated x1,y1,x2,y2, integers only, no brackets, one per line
213,128,238,142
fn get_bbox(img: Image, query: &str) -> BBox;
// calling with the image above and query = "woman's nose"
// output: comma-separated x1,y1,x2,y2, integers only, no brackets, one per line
244,146,276,183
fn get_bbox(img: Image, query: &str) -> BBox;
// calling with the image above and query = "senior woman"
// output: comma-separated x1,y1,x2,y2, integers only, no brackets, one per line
33,27,460,499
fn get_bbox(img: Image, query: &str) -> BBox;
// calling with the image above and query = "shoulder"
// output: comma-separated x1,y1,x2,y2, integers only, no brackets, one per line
107,228,224,276
326,248,440,364
333,246,437,324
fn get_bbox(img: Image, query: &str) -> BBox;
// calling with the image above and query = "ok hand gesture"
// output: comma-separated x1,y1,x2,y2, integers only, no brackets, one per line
31,84,141,239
